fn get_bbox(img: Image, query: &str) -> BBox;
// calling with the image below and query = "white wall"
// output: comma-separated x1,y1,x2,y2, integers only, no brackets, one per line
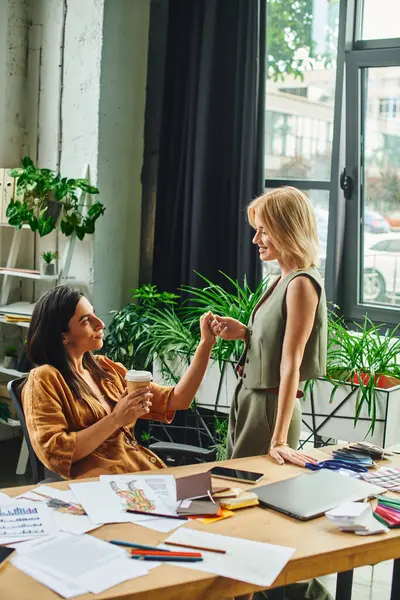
0,0,29,166
0,0,150,321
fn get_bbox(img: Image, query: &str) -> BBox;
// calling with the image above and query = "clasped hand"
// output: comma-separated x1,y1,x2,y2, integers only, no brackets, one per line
209,315,247,341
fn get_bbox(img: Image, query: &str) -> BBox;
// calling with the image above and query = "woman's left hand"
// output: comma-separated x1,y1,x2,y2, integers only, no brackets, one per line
269,445,319,467
200,311,216,346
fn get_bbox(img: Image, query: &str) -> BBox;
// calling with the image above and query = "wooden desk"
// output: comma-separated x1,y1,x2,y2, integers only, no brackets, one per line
0,449,399,600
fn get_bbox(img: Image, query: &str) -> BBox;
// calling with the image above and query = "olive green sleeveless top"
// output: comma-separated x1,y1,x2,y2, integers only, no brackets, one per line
240,266,327,389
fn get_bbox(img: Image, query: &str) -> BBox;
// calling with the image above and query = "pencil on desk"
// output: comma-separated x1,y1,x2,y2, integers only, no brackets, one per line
110,539,168,552
164,541,226,554
130,549,202,558
131,555,203,563
126,509,187,521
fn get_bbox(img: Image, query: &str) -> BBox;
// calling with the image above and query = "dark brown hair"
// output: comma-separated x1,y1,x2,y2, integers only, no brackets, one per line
27,286,111,398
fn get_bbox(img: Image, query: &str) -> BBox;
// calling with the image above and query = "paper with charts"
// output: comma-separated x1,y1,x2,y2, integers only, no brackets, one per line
0,501,55,544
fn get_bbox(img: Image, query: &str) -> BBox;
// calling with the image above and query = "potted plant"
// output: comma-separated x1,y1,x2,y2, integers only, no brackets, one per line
302,312,400,447
41,251,58,276
6,156,105,240
103,284,180,370
4,346,18,370
136,272,270,413
104,274,270,449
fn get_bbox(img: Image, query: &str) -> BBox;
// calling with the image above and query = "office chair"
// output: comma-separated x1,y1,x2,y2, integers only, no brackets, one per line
7,377,63,484
148,441,217,466
8,377,217,480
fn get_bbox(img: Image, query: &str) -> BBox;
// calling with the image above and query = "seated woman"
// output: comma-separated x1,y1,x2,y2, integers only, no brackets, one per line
22,286,216,479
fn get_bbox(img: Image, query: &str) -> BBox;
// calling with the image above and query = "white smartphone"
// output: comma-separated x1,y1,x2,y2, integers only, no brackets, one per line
210,466,264,484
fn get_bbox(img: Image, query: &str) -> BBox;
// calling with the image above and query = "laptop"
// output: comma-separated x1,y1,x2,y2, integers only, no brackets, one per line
254,469,386,521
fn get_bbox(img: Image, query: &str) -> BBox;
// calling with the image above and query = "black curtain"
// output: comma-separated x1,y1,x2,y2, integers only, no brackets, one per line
152,0,266,292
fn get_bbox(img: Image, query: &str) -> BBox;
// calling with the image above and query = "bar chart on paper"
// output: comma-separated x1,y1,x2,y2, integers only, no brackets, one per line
0,503,55,538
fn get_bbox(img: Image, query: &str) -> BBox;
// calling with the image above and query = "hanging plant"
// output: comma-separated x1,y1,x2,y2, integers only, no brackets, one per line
6,156,105,240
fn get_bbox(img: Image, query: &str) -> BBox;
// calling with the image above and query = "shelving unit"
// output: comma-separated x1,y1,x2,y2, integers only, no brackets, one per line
0,164,91,378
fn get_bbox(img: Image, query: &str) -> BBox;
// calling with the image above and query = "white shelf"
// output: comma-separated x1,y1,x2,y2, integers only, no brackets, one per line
0,364,27,378
0,269,57,280
0,223,30,229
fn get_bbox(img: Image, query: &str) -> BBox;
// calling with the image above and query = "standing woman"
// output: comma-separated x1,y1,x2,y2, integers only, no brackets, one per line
211,186,327,466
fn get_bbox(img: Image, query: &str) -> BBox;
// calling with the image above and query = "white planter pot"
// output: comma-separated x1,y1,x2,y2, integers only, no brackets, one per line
153,354,238,414
301,378,400,447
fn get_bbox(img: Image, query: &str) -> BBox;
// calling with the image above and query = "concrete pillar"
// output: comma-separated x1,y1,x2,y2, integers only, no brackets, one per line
93,0,150,323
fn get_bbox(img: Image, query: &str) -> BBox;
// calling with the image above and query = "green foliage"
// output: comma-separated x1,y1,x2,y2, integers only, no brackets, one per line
102,285,180,370
180,271,270,366
104,274,270,376
41,250,58,264
325,313,400,433
6,156,105,240
0,402,11,422
304,308,400,435
211,417,229,461
267,0,338,81
5,346,17,357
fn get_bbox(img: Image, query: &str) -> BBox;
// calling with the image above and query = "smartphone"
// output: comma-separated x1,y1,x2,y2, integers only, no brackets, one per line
0,547,15,569
210,466,264,484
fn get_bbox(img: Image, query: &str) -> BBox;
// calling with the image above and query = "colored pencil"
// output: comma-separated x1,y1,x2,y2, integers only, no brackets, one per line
130,549,202,558
110,539,169,552
164,541,226,554
130,555,203,563
126,509,187,520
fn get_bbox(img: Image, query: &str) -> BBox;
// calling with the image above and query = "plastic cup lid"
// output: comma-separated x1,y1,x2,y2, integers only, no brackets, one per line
125,370,153,382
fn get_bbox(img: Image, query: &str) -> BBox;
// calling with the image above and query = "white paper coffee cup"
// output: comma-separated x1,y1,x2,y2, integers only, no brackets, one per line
125,370,153,393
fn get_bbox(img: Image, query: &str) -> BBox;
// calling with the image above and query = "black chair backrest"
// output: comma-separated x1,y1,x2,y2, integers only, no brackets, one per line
7,377,45,483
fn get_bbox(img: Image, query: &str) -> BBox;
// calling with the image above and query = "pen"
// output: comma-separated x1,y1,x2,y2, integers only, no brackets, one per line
130,555,203,563
126,509,187,521
130,549,202,558
110,539,169,552
164,541,226,554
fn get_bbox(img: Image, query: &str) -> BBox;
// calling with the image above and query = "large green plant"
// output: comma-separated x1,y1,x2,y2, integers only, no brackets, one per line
103,285,180,369
138,272,270,370
6,156,105,240
324,314,400,433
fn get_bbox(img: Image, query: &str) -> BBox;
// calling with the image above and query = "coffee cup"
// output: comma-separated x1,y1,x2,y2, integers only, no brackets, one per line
125,370,153,393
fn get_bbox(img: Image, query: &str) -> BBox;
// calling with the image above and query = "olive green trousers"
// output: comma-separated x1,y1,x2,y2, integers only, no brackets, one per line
227,383,333,600
227,382,302,459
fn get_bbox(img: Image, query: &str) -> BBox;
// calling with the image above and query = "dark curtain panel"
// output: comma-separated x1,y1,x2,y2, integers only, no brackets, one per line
152,0,266,292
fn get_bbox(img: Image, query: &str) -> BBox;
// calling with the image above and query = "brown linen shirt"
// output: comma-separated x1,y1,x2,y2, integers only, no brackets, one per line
22,355,175,479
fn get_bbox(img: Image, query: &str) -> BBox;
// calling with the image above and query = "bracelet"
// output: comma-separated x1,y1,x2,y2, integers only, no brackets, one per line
269,441,289,451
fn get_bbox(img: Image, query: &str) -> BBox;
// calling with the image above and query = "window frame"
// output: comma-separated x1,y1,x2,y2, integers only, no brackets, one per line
343,47,400,324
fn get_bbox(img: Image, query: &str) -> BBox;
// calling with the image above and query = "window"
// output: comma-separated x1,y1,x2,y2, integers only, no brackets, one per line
264,0,339,181
360,0,400,41
264,0,339,283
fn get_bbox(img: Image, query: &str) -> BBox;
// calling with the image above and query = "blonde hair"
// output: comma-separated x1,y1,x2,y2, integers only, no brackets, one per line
247,186,319,270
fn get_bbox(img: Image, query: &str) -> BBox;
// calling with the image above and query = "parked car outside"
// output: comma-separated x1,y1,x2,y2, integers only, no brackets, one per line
364,209,390,234
363,232,400,302
386,210,400,231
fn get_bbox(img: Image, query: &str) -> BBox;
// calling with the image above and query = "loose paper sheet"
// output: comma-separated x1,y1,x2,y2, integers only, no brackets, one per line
13,532,149,595
15,486,99,535
161,528,295,587
0,501,56,545
99,475,174,515
69,481,152,525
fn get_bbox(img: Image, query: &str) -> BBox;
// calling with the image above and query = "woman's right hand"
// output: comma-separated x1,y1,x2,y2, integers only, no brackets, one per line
111,386,152,428
210,315,247,341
